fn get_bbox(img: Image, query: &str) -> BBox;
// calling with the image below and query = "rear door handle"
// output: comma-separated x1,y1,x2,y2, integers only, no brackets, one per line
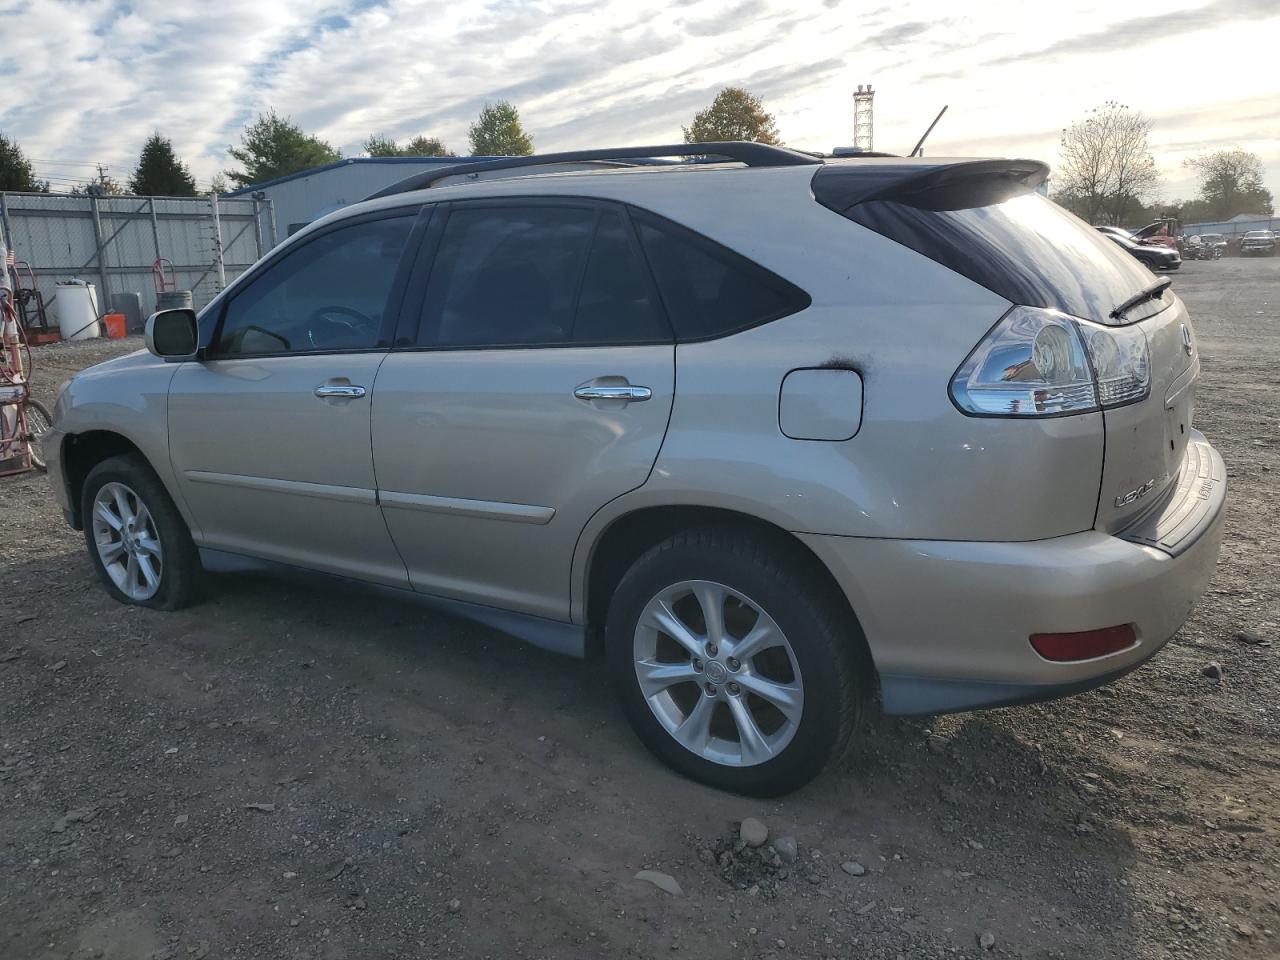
574,385,652,403
314,384,367,400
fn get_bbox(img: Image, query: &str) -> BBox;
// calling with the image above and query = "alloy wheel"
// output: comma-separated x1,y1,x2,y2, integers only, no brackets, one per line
91,482,164,601
633,579,804,767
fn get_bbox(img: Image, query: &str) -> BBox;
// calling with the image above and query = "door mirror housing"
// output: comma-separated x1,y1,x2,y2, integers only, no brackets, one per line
145,308,199,360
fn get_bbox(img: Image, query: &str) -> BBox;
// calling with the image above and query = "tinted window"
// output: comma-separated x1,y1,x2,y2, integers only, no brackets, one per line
419,205,668,348
214,216,413,357
574,211,669,343
843,189,1158,326
635,217,809,341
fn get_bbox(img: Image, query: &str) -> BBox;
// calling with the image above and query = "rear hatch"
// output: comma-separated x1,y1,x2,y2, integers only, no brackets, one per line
813,157,1198,534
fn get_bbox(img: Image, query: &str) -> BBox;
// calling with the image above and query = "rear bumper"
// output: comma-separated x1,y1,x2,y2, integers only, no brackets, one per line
799,434,1226,715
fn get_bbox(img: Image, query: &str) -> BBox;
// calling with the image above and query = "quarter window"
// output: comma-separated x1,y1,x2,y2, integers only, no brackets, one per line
418,204,670,348
213,215,414,357
634,215,810,341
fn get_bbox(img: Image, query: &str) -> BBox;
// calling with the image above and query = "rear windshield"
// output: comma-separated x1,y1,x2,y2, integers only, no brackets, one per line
843,188,1158,325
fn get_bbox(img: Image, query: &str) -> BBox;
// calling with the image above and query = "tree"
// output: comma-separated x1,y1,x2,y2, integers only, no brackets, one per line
683,87,781,145
468,102,533,157
209,173,229,195
128,132,197,196
363,133,454,157
70,166,125,196
1056,102,1160,225
0,132,48,192
1184,149,1274,220
226,109,340,188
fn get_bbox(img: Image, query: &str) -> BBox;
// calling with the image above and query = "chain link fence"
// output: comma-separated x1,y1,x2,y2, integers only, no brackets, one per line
0,192,276,329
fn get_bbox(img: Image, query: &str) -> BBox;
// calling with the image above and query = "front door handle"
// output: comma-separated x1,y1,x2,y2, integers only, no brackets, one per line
574,385,652,403
314,384,367,400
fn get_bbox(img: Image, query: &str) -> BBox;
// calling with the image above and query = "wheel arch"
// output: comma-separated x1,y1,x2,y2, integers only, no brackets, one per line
580,503,871,664
62,430,150,530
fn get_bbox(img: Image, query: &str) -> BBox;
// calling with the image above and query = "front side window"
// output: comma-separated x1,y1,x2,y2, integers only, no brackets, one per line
418,204,670,348
213,215,414,357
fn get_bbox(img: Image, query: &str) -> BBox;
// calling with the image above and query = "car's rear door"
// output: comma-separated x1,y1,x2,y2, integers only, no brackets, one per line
168,208,424,585
370,198,675,620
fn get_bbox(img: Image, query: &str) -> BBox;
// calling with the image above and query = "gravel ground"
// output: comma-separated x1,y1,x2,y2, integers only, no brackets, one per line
1,258,1277,960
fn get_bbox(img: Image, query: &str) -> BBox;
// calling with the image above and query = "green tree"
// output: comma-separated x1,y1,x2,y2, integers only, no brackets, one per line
468,101,533,157
0,132,48,192
1184,149,1274,220
363,133,454,157
128,132,197,196
683,87,781,145
226,109,340,188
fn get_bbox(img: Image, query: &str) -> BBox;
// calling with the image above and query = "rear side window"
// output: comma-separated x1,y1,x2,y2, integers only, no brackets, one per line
418,204,669,348
841,188,1157,325
634,215,810,341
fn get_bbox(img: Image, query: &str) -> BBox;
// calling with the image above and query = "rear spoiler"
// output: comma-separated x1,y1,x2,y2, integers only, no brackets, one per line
812,159,1050,215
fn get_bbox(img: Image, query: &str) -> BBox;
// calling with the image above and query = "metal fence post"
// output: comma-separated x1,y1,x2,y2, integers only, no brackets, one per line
250,197,263,260
266,198,277,249
149,197,162,263
0,192,10,252
89,194,111,306
209,192,225,291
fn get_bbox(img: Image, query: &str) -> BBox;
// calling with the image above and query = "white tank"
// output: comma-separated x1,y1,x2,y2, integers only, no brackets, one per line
56,280,101,341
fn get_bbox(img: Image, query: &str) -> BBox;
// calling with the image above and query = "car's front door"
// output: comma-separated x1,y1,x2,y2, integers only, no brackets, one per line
168,210,421,586
371,199,676,619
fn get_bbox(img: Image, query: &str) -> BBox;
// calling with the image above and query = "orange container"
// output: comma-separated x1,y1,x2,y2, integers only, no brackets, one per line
102,312,127,339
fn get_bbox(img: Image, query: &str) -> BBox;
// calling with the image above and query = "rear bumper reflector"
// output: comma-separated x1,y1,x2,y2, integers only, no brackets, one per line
1030,624,1137,663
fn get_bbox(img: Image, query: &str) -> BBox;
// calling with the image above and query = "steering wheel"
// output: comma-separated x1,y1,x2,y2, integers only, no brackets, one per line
305,305,376,349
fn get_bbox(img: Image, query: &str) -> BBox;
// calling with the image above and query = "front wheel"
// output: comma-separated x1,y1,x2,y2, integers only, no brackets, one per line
606,527,870,796
81,455,201,610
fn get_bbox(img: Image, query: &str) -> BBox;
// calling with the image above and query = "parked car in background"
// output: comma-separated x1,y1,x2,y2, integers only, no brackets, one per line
1182,236,1222,261
1240,230,1277,256
1103,231,1182,270
45,144,1224,795
1199,233,1228,258
1094,225,1134,242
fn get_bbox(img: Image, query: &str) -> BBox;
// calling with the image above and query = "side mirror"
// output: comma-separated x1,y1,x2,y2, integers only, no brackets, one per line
145,308,199,360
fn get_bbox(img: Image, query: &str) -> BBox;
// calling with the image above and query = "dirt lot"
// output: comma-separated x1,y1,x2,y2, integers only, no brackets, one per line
2,258,1277,960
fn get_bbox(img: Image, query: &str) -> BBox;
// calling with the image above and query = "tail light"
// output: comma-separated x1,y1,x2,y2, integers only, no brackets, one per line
950,306,1150,417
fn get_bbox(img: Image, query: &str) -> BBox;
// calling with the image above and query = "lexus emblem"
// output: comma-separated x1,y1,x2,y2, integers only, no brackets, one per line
1180,324,1193,356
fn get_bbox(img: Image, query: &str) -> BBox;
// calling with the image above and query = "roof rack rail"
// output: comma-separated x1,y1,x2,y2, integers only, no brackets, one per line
364,141,823,201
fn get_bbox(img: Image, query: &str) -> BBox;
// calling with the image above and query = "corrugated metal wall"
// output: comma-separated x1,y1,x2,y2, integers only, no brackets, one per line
241,159,463,234
0,192,274,323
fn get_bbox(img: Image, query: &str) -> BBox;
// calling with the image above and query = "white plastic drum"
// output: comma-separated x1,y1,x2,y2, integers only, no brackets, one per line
56,280,101,341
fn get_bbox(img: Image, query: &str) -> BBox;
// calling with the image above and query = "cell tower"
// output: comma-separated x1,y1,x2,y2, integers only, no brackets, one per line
853,85,874,153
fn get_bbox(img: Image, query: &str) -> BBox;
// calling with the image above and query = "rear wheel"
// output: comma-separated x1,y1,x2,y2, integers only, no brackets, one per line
81,455,201,610
606,527,869,796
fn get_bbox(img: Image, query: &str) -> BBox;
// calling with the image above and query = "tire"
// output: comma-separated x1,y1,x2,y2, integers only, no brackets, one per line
81,454,201,610
605,526,870,796
22,399,52,471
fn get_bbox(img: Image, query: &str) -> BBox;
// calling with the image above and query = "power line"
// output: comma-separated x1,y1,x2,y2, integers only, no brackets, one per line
29,158,109,167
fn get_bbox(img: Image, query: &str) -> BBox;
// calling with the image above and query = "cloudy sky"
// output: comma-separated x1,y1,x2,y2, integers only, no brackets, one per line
1,0,1276,202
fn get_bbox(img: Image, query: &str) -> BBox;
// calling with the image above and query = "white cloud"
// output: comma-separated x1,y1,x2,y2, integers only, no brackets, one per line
1,0,1276,202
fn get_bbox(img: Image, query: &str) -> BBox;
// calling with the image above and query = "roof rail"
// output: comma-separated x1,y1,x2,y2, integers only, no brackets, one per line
364,141,823,201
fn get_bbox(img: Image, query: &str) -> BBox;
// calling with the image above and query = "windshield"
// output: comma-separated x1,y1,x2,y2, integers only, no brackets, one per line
845,189,1158,325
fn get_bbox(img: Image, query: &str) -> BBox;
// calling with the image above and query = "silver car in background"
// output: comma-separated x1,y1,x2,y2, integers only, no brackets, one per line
45,143,1226,795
